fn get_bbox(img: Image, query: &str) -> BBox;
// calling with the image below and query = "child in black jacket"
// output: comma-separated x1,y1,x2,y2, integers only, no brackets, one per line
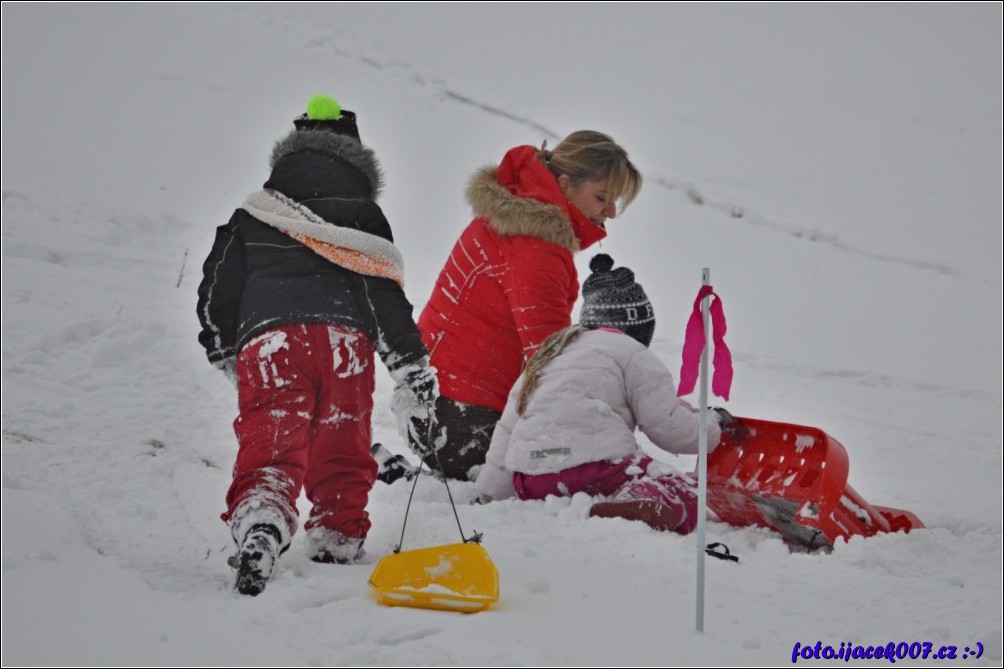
197,96,436,596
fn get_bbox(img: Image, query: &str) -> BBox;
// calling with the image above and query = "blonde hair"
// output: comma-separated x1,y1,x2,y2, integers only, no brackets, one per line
538,131,642,211
516,325,589,416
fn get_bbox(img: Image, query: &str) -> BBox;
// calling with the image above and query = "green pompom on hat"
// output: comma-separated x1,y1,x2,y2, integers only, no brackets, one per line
294,94,360,140
306,94,341,121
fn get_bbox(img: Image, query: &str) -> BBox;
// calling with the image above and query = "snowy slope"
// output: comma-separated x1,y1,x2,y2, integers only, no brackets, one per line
2,4,1001,666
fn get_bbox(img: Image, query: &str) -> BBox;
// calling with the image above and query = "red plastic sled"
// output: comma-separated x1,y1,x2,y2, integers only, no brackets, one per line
706,417,924,550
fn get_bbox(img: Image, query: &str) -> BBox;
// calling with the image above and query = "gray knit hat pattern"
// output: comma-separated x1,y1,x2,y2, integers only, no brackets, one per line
580,254,655,347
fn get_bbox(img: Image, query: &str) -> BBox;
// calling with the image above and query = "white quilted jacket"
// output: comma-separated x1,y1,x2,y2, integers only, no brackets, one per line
475,328,721,500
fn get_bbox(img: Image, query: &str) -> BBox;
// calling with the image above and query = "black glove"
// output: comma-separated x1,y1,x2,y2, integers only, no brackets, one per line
710,407,745,440
402,366,437,405
214,357,238,386
391,363,440,456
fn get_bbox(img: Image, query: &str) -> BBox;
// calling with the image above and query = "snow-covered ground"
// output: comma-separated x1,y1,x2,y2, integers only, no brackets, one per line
2,4,1001,665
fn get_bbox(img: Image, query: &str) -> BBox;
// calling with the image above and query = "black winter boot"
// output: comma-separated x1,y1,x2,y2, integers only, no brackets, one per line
232,524,282,596
372,443,416,484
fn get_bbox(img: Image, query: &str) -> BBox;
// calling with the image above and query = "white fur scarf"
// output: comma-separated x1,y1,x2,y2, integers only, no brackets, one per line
242,189,405,287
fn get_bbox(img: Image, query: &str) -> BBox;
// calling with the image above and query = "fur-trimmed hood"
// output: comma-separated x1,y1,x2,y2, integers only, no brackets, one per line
464,145,607,253
270,129,384,199
466,166,579,252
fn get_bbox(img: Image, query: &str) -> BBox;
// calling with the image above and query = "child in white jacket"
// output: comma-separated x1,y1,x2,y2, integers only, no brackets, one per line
474,254,722,534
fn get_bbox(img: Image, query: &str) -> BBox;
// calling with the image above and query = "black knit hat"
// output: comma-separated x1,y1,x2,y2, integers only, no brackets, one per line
292,94,361,141
580,254,656,347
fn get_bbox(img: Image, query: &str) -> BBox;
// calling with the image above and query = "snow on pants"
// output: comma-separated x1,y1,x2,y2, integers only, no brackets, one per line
513,456,699,534
222,324,378,546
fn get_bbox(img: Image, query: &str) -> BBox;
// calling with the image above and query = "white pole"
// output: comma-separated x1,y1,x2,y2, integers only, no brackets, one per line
696,267,711,633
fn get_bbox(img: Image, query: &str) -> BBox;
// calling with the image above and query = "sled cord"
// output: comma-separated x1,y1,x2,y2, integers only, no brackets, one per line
705,542,739,562
426,419,475,543
395,416,479,551
394,458,424,554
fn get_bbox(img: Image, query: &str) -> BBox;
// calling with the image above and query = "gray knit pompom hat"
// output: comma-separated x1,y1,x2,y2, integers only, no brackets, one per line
579,254,655,347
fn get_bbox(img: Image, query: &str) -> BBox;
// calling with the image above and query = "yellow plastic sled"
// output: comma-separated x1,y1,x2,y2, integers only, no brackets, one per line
369,542,499,613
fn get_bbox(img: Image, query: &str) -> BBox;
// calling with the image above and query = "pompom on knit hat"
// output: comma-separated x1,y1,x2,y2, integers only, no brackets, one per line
580,254,656,347
292,94,361,140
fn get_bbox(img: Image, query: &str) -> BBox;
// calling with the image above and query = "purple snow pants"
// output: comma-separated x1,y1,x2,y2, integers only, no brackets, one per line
513,456,699,534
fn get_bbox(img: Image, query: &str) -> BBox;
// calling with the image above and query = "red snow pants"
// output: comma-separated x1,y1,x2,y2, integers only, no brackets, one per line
222,324,378,543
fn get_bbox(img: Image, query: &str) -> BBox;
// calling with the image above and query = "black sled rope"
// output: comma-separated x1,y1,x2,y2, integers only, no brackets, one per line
394,418,482,554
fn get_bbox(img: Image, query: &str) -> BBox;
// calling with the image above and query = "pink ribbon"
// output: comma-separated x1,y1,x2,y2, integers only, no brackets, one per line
678,285,733,401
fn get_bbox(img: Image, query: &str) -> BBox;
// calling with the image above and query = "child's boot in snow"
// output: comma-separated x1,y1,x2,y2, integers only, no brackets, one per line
307,526,365,564
372,443,415,484
232,523,282,596
589,476,697,534
589,498,686,532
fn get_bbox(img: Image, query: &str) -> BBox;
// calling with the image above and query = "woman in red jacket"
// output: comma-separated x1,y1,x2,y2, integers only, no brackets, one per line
409,131,642,481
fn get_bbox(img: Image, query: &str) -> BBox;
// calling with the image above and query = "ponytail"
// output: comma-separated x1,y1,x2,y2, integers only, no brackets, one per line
516,325,589,416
